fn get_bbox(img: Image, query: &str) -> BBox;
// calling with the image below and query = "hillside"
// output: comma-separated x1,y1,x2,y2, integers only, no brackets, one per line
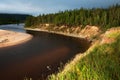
0,13,30,25
48,27,120,80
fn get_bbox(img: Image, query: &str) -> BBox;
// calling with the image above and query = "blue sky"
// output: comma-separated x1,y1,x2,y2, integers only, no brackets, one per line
0,0,120,15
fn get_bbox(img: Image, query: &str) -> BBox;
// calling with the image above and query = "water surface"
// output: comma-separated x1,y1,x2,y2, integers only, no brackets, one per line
0,25,90,80
0,24,25,32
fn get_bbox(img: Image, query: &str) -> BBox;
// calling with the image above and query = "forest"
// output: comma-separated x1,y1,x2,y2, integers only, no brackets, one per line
0,13,30,25
25,4,120,30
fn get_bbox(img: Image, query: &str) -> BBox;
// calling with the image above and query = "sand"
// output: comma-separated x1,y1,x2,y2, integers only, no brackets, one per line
0,29,33,48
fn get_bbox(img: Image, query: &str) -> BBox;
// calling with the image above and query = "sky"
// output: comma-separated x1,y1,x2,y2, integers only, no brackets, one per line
0,0,120,16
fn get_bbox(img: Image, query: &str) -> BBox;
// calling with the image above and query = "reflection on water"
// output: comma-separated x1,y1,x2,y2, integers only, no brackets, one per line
0,30,90,80
0,24,26,32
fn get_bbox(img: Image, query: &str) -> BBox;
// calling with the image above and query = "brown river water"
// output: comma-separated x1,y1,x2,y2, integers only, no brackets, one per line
0,30,90,80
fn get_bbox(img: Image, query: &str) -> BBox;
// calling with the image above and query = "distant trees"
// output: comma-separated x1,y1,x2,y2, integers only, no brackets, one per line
0,13,30,25
25,16,37,27
25,4,120,29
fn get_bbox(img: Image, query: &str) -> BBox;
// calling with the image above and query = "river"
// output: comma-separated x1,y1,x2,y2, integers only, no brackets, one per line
0,24,90,80
0,24,26,32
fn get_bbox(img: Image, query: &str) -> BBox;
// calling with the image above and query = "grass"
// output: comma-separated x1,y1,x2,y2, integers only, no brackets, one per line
48,32,120,80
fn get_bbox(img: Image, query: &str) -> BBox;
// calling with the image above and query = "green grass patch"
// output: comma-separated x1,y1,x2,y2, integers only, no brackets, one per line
105,31,120,38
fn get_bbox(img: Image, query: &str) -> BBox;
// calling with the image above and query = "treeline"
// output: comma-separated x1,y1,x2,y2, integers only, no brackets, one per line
25,4,120,29
0,13,30,25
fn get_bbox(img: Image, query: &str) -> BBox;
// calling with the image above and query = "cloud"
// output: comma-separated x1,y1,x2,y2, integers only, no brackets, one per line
0,0,120,15
0,1,44,15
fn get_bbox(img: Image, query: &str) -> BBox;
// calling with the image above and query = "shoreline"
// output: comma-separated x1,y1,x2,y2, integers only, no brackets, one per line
25,25,100,42
25,28,86,39
0,29,33,48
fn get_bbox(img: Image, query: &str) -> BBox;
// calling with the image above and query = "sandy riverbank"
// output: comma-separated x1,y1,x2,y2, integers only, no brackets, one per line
0,29,33,48
25,25,100,40
26,28,86,39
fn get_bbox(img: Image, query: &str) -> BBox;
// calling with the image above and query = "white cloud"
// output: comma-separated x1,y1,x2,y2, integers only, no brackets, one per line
0,1,43,15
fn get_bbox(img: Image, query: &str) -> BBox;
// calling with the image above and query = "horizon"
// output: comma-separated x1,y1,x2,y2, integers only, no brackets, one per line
0,0,120,16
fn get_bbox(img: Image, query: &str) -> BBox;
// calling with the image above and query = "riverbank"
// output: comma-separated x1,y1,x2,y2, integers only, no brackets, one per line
26,25,101,42
0,29,33,48
26,28,85,38
25,25,120,80
48,27,120,80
